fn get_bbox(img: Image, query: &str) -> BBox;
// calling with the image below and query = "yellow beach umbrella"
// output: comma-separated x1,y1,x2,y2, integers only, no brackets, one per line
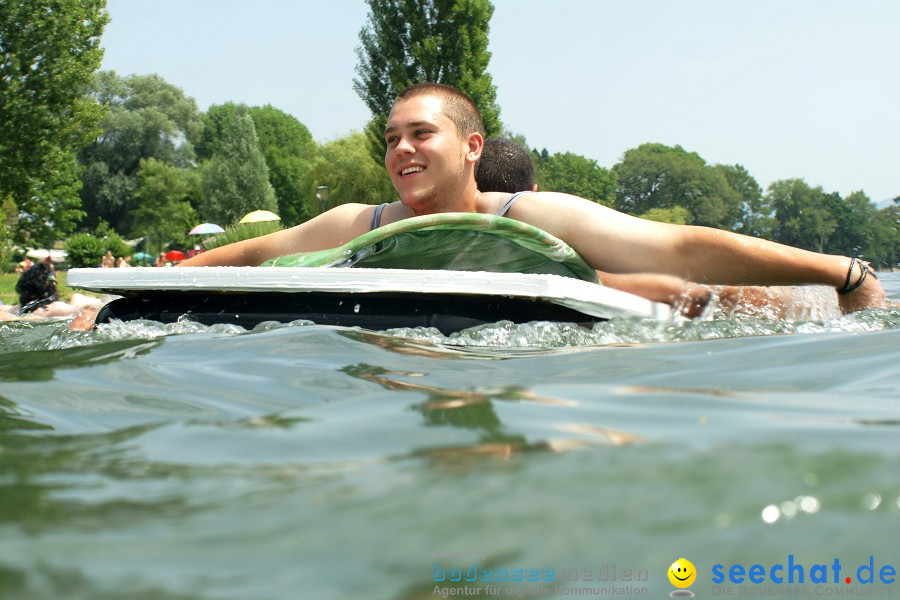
239,210,281,224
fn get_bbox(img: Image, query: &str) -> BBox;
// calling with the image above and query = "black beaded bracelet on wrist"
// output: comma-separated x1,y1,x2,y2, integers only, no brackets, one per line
837,258,872,295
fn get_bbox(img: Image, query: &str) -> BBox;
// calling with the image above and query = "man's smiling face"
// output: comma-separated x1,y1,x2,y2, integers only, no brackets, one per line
384,94,473,214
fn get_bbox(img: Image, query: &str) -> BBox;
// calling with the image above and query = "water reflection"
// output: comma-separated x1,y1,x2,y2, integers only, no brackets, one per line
0,561,202,600
0,337,162,382
0,423,187,532
341,362,643,466
0,396,53,434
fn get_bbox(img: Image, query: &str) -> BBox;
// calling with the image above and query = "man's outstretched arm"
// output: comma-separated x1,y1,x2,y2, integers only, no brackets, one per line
507,191,888,313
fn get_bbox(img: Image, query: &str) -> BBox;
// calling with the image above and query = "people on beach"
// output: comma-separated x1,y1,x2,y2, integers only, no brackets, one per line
179,82,887,313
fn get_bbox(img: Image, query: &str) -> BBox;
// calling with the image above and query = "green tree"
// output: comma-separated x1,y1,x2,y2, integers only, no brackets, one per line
64,232,105,268
79,71,202,233
716,164,773,239
353,0,501,163
93,220,131,258
132,158,198,255
870,202,899,269
250,105,317,226
248,105,317,225
65,222,129,267
11,148,86,250
0,0,108,244
613,143,742,230
767,179,837,253
535,151,617,206
0,195,16,270
196,102,243,161
826,190,877,258
305,132,396,215
199,103,317,225
640,206,691,225
199,112,277,225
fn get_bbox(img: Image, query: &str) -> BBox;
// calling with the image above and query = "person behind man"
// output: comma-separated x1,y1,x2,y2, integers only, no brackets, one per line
474,138,538,200
181,83,887,314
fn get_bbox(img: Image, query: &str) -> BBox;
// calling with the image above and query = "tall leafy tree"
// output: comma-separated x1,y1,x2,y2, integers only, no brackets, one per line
767,179,837,253
0,0,108,246
613,143,742,230
199,111,277,226
827,190,877,258
0,195,16,267
199,103,317,225
132,158,198,255
870,202,899,269
79,71,202,234
534,151,617,207
249,106,316,225
716,164,773,239
15,149,86,249
353,0,501,163
196,102,244,161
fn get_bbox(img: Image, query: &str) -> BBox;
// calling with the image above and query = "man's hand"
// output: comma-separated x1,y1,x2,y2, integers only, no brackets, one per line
837,271,890,314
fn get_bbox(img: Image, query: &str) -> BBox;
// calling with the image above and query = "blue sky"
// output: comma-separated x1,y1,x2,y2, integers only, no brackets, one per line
100,0,899,203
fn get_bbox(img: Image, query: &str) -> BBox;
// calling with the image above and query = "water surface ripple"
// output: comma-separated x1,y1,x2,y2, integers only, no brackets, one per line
1,275,898,599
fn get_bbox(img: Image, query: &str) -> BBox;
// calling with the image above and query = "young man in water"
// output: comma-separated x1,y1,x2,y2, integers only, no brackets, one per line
181,83,887,313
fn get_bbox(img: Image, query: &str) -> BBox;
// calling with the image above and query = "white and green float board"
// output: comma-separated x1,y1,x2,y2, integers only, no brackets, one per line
67,214,672,333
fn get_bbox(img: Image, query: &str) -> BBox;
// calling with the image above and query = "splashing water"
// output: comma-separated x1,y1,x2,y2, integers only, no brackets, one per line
5,281,890,354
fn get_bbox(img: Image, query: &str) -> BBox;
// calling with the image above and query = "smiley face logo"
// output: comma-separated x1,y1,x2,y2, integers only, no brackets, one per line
668,558,697,588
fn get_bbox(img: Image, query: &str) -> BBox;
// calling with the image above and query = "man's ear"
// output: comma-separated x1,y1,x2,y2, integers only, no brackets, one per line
465,132,483,163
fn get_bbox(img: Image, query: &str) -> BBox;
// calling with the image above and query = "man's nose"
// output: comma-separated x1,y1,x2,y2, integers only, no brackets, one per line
394,135,414,154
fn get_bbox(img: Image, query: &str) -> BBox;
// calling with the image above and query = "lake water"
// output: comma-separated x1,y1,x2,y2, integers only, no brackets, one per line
1,274,899,600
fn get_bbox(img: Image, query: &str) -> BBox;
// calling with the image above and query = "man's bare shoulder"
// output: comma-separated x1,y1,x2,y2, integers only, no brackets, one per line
326,202,386,240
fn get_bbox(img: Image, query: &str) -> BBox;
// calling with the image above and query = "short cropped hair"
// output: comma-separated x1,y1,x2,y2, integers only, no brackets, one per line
396,83,485,139
475,138,535,193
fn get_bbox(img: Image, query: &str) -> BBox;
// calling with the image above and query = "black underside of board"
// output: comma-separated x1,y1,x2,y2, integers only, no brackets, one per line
95,291,601,334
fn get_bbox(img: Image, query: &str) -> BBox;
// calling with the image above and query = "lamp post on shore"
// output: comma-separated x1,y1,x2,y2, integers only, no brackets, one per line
316,185,330,215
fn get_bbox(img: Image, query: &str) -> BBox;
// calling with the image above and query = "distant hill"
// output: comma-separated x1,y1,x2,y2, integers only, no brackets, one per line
876,197,897,209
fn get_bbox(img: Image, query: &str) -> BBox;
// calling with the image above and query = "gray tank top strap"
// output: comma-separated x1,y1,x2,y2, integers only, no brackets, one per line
495,191,528,217
370,203,389,231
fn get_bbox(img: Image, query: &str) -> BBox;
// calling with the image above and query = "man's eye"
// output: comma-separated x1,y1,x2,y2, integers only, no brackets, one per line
416,130,431,137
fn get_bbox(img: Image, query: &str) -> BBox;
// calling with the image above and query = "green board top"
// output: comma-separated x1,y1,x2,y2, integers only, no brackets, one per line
264,212,599,284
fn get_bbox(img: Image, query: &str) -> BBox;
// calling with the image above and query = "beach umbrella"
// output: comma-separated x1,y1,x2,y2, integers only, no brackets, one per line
239,210,281,224
165,250,187,262
26,248,67,262
132,251,154,262
189,222,225,235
